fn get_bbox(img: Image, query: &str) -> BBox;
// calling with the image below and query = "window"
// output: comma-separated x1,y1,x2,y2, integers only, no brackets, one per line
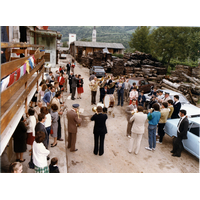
188,122,200,137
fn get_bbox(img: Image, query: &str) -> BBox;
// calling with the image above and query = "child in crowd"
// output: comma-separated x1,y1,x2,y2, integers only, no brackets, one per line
49,157,60,173
138,90,146,107
9,162,23,173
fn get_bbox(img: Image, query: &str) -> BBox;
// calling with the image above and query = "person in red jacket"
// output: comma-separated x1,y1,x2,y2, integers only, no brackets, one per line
57,73,65,91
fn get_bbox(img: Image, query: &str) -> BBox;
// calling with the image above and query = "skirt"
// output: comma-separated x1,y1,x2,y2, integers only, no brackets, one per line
77,87,84,94
34,165,49,173
26,132,35,145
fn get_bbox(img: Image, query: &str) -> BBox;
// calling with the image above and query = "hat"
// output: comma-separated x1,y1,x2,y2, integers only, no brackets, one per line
159,90,163,93
72,104,79,108
165,92,170,95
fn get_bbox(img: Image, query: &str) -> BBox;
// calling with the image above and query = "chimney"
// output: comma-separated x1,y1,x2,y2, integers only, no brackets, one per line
92,26,96,42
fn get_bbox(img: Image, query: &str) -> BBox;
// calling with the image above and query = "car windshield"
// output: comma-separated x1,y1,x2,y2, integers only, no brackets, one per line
93,66,103,69
188,122,200,137
95,69,104,72
129,80,139,86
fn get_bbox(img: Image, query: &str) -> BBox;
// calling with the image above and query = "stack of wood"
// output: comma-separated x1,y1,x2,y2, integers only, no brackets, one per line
170,65,192,82
101,59,113,71
111,58,124,76
81,55,93,68
123,51,167,76
92,51,104,66
192,64,200,79
76,47,83,63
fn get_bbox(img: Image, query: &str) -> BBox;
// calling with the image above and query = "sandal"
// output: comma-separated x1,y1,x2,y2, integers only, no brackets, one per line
19,159,26,163
51,143,57,147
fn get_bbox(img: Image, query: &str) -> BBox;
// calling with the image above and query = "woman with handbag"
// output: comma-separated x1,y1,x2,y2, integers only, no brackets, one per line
77,74,84,99
50,104,59,147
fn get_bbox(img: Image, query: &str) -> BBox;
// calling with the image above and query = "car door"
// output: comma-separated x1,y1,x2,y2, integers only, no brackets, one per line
182,122,200,158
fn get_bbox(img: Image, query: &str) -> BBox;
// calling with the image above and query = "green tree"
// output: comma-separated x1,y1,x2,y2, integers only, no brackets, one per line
63,41,68,47
129,26,151,53
149,27,200,66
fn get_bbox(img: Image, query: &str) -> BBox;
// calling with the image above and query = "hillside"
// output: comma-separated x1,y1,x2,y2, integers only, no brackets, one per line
49,26,138,48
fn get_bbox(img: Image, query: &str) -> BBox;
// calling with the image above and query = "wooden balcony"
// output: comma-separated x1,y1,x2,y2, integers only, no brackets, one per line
1,42,45,155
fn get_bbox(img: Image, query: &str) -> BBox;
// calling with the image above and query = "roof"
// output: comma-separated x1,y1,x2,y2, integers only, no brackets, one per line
72,41,125,49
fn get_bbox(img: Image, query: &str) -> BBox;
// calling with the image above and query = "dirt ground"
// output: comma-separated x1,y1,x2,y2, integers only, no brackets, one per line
61,54,199,173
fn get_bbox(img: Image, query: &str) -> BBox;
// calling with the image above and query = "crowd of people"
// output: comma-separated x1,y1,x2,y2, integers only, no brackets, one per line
9,58,189,173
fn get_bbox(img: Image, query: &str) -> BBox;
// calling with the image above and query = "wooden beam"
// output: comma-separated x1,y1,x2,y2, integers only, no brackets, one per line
1,59,45,107
1,51,45,79
1,42,44,48
1,67,45,134
11,49,26,54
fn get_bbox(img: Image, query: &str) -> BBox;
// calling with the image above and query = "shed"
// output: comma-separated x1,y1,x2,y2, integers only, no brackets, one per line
70,41,125,58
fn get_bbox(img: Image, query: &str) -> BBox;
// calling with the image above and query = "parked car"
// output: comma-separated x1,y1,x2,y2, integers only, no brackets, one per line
89,66,106,77
145,89,200,117
164,117,200,159
128,77,154,93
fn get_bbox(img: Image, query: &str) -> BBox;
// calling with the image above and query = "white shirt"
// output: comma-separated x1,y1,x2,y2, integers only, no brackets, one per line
26,115,36,136
32,141,50,168
177,115,186,132
44,113,51,128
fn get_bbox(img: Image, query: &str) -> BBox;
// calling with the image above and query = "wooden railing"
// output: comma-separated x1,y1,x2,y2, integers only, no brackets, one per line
1,42,45,134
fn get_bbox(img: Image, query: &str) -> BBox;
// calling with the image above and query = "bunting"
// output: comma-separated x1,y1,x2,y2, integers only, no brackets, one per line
25,60,30,74
7,72,15,87
1,76,10,92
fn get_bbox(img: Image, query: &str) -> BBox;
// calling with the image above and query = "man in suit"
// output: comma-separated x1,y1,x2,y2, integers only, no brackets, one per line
66,62,71,75
171,109,189,157
124,78,131,102
42,86,55,107
125,99,137,137
116,78,125,107
171,95,181,119
91,106,108,156
71,74,79,100
67,104,82,152
68,72,73,94
35,113,48,149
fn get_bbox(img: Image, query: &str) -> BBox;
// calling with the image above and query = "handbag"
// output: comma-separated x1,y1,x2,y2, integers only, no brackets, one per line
28,151,35,169
50,126,53,134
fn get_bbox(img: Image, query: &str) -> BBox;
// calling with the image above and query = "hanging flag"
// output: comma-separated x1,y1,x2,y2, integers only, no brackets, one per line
30,57,35,67
28,58,33,69
32,55,36,64
1,76,10,92
20,66,24,78
7,72,15,87
23,63,26,75
16,68,21,81
25,60,30,74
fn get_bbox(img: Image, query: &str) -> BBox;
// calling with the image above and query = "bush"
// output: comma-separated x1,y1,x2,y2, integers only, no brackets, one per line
112,53,124,59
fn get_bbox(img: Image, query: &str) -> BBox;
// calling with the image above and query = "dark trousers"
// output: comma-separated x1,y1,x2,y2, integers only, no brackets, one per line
57,116,61,140
93,134,105,155
68,132,77,151
99,88,104,103
46,126,51,148
117,91,124,106
91,91,97,104
71,87,76,99
158,123,165,142
69,84,72,93
172,136,184,156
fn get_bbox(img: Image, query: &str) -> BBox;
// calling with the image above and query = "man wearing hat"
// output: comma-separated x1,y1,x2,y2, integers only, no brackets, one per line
67,104,82,152
160,92,171,103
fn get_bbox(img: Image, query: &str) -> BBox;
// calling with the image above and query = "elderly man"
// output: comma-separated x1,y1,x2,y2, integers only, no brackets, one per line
160,92,171,103
34,100,43,122
71,74,79,100
67,104,82,152
116,78,125,107
89,76,98,105
124,79,131,102
125,99,137,137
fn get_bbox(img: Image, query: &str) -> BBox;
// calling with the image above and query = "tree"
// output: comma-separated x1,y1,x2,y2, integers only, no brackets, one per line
150,27,198,64
129,26,151,53
63,41,68,47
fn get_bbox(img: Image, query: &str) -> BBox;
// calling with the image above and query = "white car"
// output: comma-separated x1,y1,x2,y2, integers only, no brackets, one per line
145,89,200,118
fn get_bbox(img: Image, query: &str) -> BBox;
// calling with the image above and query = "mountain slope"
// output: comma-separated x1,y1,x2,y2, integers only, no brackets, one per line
49,26,138,48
